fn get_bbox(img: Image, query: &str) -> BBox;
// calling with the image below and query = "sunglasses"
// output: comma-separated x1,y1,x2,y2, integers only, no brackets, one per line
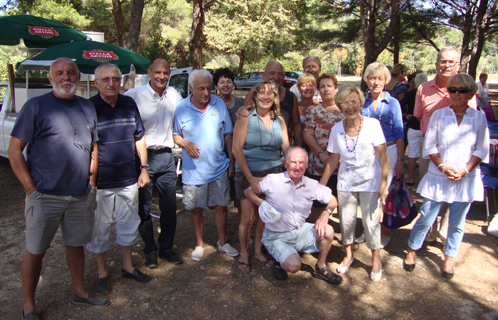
448,87,470,94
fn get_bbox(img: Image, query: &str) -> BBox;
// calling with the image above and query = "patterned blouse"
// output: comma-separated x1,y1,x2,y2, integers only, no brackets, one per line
303,104,345,175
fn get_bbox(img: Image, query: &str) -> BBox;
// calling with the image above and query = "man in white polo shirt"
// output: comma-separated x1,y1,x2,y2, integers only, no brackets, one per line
125,57,183,267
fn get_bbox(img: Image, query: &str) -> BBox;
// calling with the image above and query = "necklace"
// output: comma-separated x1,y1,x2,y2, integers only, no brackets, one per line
451,106,467,116
367,100,385,122
344,116,362,152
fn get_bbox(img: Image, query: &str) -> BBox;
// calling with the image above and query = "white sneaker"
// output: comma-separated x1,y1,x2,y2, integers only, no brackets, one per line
191,246,204,261
217,240,239,257
355,234,365,244
370,269,383,281
380,235,391,248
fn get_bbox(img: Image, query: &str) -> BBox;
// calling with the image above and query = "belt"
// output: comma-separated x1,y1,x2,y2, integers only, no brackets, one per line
386,141,396,147
147,147,172,154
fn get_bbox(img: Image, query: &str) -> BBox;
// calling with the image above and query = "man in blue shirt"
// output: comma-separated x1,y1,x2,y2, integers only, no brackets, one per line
173,69,239,261
86,63,151,295
8,58,107,320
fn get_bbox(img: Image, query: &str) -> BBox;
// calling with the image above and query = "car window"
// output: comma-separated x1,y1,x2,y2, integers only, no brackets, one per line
169,74,189,98
239,73,250,80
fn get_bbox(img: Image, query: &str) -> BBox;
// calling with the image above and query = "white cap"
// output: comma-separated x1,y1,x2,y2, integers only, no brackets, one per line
258,201,282,224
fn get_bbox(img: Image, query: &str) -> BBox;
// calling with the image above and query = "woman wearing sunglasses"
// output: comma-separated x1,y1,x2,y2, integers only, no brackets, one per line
403,73,489,279
233,80,290,273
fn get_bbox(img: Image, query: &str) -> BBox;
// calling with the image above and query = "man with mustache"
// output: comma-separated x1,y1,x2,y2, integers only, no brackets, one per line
8,58,107,320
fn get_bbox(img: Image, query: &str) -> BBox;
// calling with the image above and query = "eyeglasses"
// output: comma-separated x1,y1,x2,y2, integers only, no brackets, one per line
97,77,122,84
448,87,470,94
341,101,360,107
439,60,457,67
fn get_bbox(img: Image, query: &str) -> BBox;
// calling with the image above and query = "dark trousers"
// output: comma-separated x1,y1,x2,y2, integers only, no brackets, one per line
137,150,177,254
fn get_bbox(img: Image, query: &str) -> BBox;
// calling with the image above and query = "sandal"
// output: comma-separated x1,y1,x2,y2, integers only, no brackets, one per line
313,264,343,285
254,257,274,269
237,259,252,273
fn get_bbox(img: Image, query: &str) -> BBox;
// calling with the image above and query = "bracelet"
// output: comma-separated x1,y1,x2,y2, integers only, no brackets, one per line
464,167,470,175
317,150,326,156
325,208,333,214
397,158,404,161
437,163,445,173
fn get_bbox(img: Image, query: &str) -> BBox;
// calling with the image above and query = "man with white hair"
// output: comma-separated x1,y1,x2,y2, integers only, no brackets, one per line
8,58,107,320
244,147,342,284
173,69,239,261
290,56,322,102
86,63,151,295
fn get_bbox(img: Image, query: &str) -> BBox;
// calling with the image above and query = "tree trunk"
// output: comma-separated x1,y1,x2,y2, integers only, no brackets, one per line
237,49,245,76
459,8,475,73
112,0,125,47
468,0,492,78
124,0,145,52
189,0,205,69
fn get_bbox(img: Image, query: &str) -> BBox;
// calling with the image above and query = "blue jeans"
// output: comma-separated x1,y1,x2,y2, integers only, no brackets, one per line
408,199,471,257
137,150,177,255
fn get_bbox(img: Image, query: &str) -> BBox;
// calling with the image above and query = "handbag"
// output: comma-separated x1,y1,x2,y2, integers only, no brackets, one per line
383,176,418,229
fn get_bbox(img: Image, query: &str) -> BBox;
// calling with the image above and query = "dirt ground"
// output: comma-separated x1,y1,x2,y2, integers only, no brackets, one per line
1,87,498,320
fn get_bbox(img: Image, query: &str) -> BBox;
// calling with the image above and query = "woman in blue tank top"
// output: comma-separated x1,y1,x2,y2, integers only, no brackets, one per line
233,80,290,273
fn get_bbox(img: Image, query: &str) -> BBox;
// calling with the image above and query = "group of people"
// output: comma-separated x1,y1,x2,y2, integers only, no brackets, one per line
9,45,490,319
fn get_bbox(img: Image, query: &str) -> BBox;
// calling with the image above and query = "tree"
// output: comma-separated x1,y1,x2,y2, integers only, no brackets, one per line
189,0,207,69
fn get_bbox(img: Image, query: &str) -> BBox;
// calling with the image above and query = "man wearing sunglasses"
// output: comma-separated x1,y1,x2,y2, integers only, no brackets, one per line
413,46,477,244
86,63,152,296
8,58,106,320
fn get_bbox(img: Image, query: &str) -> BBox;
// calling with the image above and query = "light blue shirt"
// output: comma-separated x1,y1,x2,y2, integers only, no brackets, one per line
361,91,404,142
173,94,233,185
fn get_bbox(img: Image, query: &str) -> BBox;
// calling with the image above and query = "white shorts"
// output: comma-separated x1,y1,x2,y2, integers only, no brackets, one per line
407,128,424,159
262,223,319,265
86,184,140,254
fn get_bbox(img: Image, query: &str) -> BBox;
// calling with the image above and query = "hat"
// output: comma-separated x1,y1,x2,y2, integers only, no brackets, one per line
258,201,282,224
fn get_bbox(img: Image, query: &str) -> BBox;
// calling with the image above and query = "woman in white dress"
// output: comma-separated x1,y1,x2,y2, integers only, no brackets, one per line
403,73,489,279
321,85,389,281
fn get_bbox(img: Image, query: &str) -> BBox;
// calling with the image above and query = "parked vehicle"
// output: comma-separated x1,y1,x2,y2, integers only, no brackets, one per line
234,72,263,90
283,71,302,88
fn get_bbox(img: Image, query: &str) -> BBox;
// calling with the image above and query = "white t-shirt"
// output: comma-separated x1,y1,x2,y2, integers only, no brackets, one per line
327,117,386,192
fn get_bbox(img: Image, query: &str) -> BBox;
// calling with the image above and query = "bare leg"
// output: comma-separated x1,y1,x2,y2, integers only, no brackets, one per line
405,247,416,264
121,246,134,274
407,158,417,184
282,253,301,273
213,205,228,246
342,244,354,266
371,249,381,273
316,225,334,269
21,250,44,315
443,255,454,273
253,215,267,262
65,246,89,299
95,252,107,278
190,208,204,248
238,199,254,265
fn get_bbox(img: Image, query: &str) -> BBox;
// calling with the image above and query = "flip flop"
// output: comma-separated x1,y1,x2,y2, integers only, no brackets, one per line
254,257,274,269
237,259,252,273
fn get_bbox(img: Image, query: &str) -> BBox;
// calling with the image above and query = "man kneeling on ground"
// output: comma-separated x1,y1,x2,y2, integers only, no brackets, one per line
244,147,342,284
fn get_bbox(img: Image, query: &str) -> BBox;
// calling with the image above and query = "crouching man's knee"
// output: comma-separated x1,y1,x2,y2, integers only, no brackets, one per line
282,253,301,273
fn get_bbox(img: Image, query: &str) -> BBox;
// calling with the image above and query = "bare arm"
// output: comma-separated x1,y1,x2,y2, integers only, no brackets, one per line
233,92,254,120
89,142,98,187
292,95,303,147
173,134,201,158
7,137,35,195
244,185,265,206
375,144,389,204
320,153,340,185
279,116,291,155
135,136,150,188
233,117,261,193
224,134,235,178
394,138,405,177
303,129,330,165
314,194,338,239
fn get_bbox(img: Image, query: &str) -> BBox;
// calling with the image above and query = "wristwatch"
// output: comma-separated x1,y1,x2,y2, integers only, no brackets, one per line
397,158,404,161
140,164,150,170
317,150,326,156
325,208,333,214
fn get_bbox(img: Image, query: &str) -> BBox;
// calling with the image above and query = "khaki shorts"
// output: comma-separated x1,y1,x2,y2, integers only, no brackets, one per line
86,184,140,254
24,189,95,254
182,173,230,210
